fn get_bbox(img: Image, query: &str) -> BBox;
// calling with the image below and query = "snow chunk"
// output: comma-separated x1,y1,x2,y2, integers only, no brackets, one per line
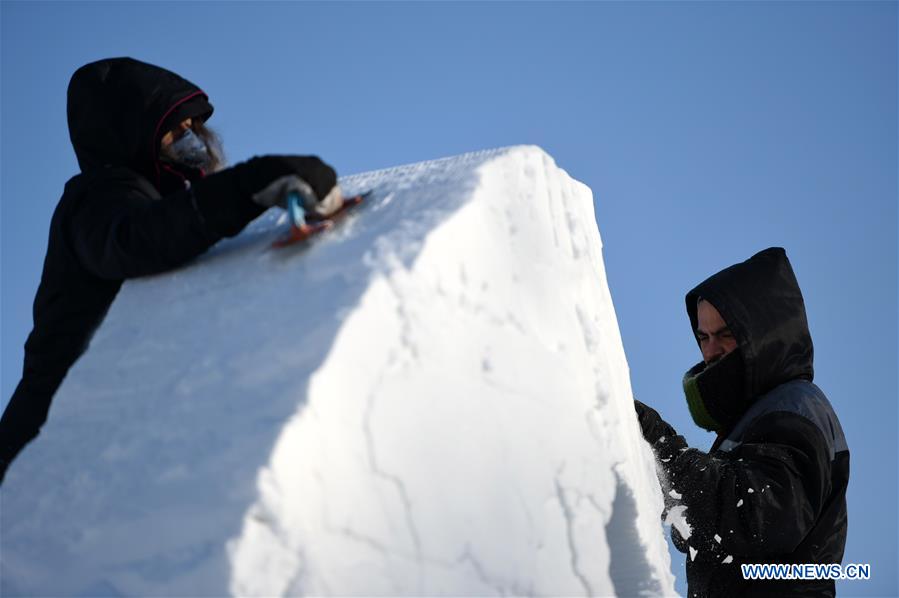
722,555,734,564
737,499,744,507
669,489,683,500
714,534,722,544
665,504,692,540
689,546,698,561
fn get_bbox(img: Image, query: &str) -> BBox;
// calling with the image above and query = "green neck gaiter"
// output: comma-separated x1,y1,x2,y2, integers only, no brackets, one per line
682,348,748,434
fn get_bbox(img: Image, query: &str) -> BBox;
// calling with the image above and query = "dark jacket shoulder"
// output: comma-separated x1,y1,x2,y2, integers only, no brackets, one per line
719,380,848,462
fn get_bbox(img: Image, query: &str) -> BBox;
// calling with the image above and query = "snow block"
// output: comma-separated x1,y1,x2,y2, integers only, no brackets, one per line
1,146,676,596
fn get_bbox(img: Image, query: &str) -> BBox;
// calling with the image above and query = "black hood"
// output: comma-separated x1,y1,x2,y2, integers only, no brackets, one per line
67,57,213,188
685,247,814,404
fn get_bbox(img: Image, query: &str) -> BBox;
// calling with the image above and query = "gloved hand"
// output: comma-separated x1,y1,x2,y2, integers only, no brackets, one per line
669,517,691,554
634,399,688,462
634,399,676,445
188,154,341,239
236,155,344,217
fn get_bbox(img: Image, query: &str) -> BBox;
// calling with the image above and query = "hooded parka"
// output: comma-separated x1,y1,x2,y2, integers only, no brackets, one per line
0,58,335,483
665,248,849,597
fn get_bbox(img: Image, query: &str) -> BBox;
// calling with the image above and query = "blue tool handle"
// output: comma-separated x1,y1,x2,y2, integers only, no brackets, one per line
286,191,306,228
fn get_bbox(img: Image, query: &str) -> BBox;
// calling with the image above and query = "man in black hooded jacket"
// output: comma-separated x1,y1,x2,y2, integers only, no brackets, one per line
635,247,850,597
0,57,345,483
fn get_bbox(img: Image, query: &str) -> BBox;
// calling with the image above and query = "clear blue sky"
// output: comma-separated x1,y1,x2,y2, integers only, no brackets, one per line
1,2,896,595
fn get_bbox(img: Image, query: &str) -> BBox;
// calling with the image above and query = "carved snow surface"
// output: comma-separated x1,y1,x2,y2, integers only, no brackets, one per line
1,146,676,596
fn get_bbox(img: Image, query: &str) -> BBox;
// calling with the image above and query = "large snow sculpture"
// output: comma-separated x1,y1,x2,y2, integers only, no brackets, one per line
1,146,675,597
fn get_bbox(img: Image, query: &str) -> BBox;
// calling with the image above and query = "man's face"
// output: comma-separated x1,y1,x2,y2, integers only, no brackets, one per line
696,299,737,364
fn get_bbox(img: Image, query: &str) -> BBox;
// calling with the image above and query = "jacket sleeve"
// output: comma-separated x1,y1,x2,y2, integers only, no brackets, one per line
68,168,265,280
666,411,832,560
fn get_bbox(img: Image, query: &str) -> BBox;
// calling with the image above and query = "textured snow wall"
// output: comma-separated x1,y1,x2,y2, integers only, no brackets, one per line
1,146,676,596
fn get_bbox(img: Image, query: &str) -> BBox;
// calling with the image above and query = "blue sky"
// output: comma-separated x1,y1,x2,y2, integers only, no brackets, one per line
1,2,896,595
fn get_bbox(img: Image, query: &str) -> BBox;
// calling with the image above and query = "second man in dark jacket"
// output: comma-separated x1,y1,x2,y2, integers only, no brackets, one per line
636,247,850,597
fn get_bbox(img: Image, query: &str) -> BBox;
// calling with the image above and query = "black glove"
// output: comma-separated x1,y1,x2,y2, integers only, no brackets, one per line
634,399,676,444
634,399,688,462
235,155,337,203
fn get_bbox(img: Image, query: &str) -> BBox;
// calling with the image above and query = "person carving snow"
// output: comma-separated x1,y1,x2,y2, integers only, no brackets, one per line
0,57,343,483
635,247,849,597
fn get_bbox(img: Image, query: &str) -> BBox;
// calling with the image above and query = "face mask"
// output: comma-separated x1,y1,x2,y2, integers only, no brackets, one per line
160,128,210,170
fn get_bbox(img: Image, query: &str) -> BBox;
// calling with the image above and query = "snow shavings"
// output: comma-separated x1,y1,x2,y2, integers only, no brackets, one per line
689,546,698,562
665,505,692,540
722,555,733,564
